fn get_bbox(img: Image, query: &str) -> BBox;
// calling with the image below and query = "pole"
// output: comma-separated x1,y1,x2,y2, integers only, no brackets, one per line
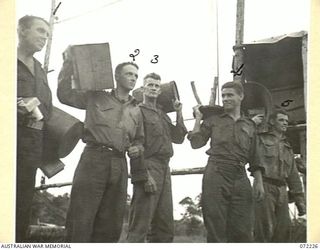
43,0,56,73
233,0,245,84
215,0,220,104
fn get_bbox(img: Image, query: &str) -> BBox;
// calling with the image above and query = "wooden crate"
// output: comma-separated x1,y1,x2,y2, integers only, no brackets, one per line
63,43,114,90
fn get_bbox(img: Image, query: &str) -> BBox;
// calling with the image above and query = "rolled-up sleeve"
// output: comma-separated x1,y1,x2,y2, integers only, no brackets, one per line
187,119,211,149
287,157,305,204
57,62,88,109
248,133,266,174
130,109,148,183
166,114,187,144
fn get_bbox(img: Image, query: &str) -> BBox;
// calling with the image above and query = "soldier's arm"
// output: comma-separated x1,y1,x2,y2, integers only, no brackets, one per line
187,105,211,149
287,155,306,215
167,100,187,144
57,60,88,109
129,109,145,157
129,109,148,184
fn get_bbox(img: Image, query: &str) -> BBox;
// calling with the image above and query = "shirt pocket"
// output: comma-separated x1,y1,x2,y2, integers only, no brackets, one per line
145,119,162,137
212,124,229,145
17,76,35,97
260,137,277,157
94,102,117,127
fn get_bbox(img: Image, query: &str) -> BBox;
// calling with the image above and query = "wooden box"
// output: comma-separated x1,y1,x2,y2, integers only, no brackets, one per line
63,43,114,90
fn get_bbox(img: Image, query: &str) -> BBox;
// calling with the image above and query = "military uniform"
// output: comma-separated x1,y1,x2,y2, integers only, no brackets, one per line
57,67,146,242
188,113,259,242
17,59,53,242
127,104,187,242
253,131,305,242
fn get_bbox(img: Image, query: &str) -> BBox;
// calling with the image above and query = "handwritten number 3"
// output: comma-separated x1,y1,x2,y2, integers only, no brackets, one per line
151,55,159,64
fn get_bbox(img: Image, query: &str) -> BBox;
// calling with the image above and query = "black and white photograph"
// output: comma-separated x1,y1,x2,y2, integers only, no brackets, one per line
1,0,320,246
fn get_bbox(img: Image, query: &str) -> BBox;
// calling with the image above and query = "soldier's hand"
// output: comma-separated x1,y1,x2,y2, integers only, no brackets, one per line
58,59,73,82
172,99,182,112
251,114,264,126
144,174,157,193
253,179,265,202
17,98,30,116
193,105,203,120
128,146,140,159
296,202,306,216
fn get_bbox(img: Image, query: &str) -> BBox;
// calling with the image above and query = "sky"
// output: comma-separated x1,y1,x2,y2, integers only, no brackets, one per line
16,0,310,219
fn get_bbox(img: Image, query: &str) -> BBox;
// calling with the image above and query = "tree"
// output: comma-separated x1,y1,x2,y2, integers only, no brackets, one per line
177,194,204,236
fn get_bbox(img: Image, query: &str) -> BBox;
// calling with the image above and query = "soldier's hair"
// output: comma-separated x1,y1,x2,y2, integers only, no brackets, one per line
115,62,139,76
221,81,244,96
143,72,161,81
269,107,289,122
18,15,49,30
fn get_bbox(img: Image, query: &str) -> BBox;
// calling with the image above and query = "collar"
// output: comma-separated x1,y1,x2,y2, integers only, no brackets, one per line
260,129,288,141
111,89,134,104
219,111,248,121
139,103,162,112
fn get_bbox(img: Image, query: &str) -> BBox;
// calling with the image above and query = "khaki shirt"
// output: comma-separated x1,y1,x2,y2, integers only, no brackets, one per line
140,104,187,160
188,113,257,169
17,59,53,121
254,131,304,196
57,74,144,153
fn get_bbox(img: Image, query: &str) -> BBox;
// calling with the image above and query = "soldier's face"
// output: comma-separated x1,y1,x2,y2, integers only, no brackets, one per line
21,19,50,53
143,78,161,99
272,113,289,133
116,65,138,91
222,88,243,111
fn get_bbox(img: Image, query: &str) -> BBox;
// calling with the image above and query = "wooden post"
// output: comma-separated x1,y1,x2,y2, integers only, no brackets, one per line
233,0,245,84
43,0,56,73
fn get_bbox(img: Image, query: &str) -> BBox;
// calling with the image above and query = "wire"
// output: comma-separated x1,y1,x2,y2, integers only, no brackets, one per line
55,0,125,24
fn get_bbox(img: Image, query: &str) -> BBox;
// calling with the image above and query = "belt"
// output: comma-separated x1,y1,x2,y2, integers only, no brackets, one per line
209,158,247,168
24,119,44,130
86,142,124,156
263,177,286,187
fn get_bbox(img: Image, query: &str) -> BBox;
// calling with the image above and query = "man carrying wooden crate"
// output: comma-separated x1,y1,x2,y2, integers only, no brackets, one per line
57,61,147,242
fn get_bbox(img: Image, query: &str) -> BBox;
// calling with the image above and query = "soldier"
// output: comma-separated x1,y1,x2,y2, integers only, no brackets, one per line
188,81,264,242
16,15,52,242
57,61,147,242
126,73,187,242
253,108,306,242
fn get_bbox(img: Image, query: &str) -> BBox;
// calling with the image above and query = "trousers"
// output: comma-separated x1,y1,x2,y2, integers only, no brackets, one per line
127,158,174,242
254,182,291,242
65,146,128,242
201,161,254,242
16,127,43,242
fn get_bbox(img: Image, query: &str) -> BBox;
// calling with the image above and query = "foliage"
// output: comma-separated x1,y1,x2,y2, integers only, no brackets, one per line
289,217,306,242
175,194,205,237
30,191,70,226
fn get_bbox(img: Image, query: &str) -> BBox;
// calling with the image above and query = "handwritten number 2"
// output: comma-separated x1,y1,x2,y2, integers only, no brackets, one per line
129,49,140,61
151,55,159,64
